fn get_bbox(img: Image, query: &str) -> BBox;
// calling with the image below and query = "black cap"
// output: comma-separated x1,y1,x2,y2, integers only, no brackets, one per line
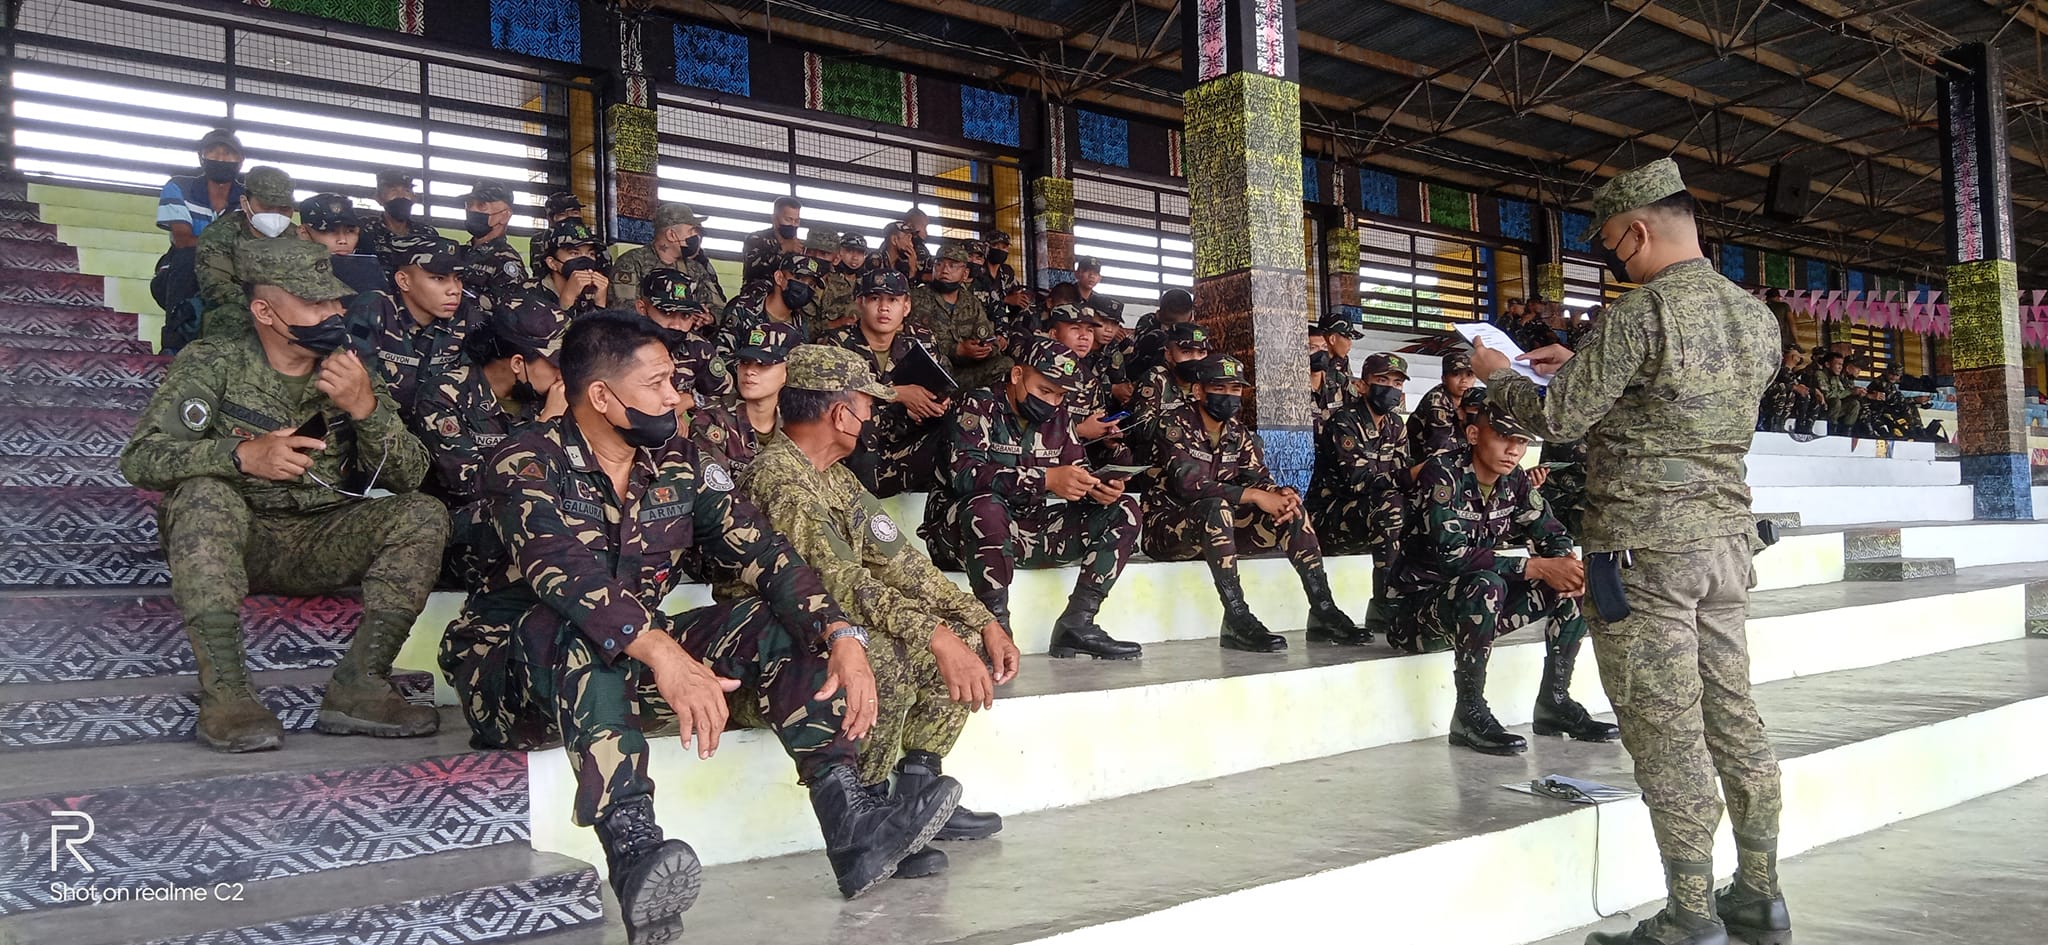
734,322,799,365
857,268,909,297
1186,354,1247,385
1075,256,1102,273
197,128,243,154
296,193,361,232
375,168,415,190
640,269,701,313
399,247,460,276
464,180,511,205
1167,322,1212,349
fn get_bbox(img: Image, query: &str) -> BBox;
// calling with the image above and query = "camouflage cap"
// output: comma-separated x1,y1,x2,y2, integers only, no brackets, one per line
237,238,351,302
1074,256,1102,272
804,227,841,252
399,246,460,276
1476,401,1533,441
1167,322,1212,349
1581,157,1688,242
541,221,603,256
1186,353,1247,385
838,232,870,251
544,191,582,215
1460,385,1491,409
653,203,702,230
463,180,510,206
1442,350,1475,376
639,268,700,313
982,228,1011,246
1044,303,1093,327
1318,309,1363,339
1016,337,1085,392
937,238,974,264
296,193,359,231
1159,287,1196,314
965,239,989,259
856,268,909,297
781,253,827,281
489,298,568,362
784,344,897,400
735,322,800,365
243,166,294,206
1361,352,1410,379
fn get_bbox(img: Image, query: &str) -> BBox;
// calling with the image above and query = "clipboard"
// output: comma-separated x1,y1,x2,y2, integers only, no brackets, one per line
893,338,959,395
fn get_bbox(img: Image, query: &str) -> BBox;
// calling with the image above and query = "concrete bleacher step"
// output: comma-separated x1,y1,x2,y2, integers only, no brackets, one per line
0,382,154,410
0,266,106,308
0,593,364,684
524,561,2048,872
0,454,131,488
0,346,167,389
1752,484,1975,526
0,331,152,353
1,844,604,945
0,220,58,243
0,540,168,587
0,236,80,272
0,407,146,457
645,640,2048,945
0,302,140,340
1744,451,1959,487
0,485,159,544
0,667,435,750
1842,556,1957,581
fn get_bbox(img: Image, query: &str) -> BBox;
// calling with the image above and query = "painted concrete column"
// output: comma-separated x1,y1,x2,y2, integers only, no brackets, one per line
1321,211,1361,321
1029,101,1076,290
1534,207,1564,302
1182,0,1311,491
1939,42,2032,520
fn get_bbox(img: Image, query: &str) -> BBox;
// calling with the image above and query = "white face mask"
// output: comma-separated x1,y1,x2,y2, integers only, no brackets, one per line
250,212,293,238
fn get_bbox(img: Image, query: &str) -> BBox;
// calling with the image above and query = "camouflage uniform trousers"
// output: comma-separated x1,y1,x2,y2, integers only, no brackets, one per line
1585,534,1782,879
158,477,447,633
1824,392,1862,432
1395,568,1586,665
1142,498,1324,584
847,422,946,500
858,624,982,786
1539,440,1589,540
1759,384,1825,432
1309,488,1404,597
932,492,1141,602
527,596,858,827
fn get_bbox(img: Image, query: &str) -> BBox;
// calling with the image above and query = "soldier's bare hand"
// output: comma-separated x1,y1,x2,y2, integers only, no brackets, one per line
540,381,569,421
315,349,377,420
1469,339,1512,379
236,429,326,481
1076,411,1116,441
895,384,946,420
588,271,610,307
955,339,993,361
1045,465,1100,501
1111,382,1134,403
1528,466,1550,490
630,633,740,759
931,627,995,711
1086,476,1126,505
982,622,1020,684
1517,344,1577,377
817,636,879,741
1526,556,1586,595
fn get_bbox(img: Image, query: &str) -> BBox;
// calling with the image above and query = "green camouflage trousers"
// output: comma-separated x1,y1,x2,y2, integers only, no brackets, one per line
1585,534,1782,869
1142,496,1324,578
931,492,1141,601
1395,568,1586,665
158,477,447,629
527,597,857,827
859,626,981,785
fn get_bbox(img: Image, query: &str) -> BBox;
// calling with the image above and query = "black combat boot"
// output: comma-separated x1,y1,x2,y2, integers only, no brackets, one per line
1588,859,1727,945
862,782,947,878
1302,568,1370,645
1049,586,1142,659
1717,839,1792,945
1448,656,1526,755
593,796,701,945
810,763,960,899
895,750,1003,840
1215,570,1285,652
1361,595,1395,640
1532,635,1621,742
975,588,1011,635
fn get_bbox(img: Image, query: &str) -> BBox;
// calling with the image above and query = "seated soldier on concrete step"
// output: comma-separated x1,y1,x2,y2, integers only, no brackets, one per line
823,269,954,498
356,246,470,417
1142,354,1359,653
525,221,611,320
1407,350,1479,461
1049,304,1137,469
691,321,795,478
924,338,1144,660
1759,344,1826,436
1863,362,1932,440
734,345,1018,877
634,268,733,412
1125,322,1211,466
120,238,447,753
195,165,300,342
1307,352,1414,644
1308,311,1361,434
1387,403,1619,755
461,314,960,940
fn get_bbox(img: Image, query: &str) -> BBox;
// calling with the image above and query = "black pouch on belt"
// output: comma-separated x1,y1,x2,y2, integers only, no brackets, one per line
1586,551,1632,622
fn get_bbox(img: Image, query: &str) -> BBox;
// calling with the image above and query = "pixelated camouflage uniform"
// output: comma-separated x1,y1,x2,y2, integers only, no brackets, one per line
193,211,289,341
1537,437,1590,539
1806,361,1861,432
120,335,448,652
455,416,855,825
922,387,1140,614
1307,398,1411,590
908,285,1009,392
1142,400,1325,578
821,322,952,499
1488,254,1783,915
811,269,860,339
611,246,726,316
732,435,989,786
1405,383,1467,462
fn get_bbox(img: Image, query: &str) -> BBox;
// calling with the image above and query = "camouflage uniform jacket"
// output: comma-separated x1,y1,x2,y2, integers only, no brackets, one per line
741,228,800,283
609,246,727,317
1307,402,1410,520
121,335,431,513
1125,361,1193,465
359,291,469,417
1389,453,1572,598
1487,257,1779,552
689,399,776,479
718,282,810,355
1405,383,1466,461
473,415,847,670
458,236,529,318
1312,358,1355,431
664,330,734,404
810,270,859,339
821,322,949,449
360,216,452,274
408,362,538,507
935,387,1085,514
1510,317,1560,356
730,434,988,645
1078,290,1125,328
1153,401,1276,516
194,213,287,339
908,286,1008,392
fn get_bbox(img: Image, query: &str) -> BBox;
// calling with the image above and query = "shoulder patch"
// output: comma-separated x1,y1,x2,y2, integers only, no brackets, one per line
870,511,900,542
436,416,461,437
1432,482,1453,505
709,359,728,377
705,425,725,444
502,261,525,280
703,462,735,492
516,461,544,480
179,398,211,432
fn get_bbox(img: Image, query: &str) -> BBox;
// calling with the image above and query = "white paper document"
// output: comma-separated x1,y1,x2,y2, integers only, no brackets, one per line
1454,322,1551,387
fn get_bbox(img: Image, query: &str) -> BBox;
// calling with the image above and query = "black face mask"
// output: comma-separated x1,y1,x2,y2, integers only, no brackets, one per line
932,279,960,294
1016,392,1058,425
201,158,240,183
510,378,541,405
780,281,815,310
648,321,689,349
1368,383,1404,415
987,248,1009,266
1309,350,1331,373
1598,226,1640,284
286,314,351,356
1203,392,1242,423
776,224,799,239
383,197,414,222
613,402,676,449
558,255,600,279
464,210,494,238
682,234,703,255
834,403,873,445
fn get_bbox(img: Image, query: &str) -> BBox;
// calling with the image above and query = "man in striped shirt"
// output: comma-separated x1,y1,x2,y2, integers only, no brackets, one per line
153,128,246,353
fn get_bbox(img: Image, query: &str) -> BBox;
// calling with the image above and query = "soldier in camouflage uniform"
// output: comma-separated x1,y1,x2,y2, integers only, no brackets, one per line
524,221,612,319
195,165,300,341
823,270,954,498
634,269,733,410
1310,311,1362,433
734,345,1018,873
354,246,470,419
1862,363,1931,440
1129,287,1196,382
690,322,796,476
742,195,806,283
1388,404,1618,755
909,239,1010,392
720,253,822,354
458,314,960,935
1072,255,1125,329
528,192,585,276
802,227,860,338
1407,350,1479,461
611,202,725,316
361,169,451,275
455,181,530,324
1144,355,1360,653
1125,321,1212,466
1758,345,1825,435
924,338,1144,660
121,239,446,754
1477,158,1788,945
1307,352,1412,643
1040,304,1134,468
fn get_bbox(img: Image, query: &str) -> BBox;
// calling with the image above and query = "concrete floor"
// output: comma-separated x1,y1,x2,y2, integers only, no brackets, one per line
1535,774,2048,945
